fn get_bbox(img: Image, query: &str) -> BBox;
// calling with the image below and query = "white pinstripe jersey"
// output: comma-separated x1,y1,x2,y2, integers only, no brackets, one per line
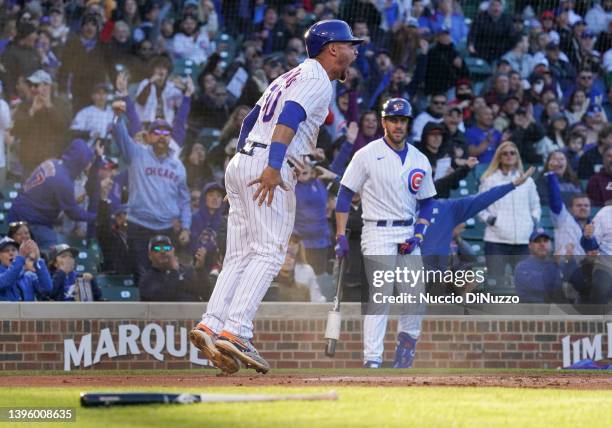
341,138,436,221
247,59,332,157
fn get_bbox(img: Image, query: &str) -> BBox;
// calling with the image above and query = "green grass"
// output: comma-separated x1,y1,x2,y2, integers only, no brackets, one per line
0,386,611,428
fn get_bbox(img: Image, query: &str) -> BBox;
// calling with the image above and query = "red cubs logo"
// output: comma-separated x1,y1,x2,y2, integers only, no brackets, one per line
408,168,425,194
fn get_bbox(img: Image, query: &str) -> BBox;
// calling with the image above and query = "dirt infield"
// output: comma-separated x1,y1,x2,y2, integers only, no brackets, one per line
1,371,611,390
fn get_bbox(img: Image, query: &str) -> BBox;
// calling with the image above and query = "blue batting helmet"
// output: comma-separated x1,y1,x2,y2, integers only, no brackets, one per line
304,19,363,58
381,98,413,119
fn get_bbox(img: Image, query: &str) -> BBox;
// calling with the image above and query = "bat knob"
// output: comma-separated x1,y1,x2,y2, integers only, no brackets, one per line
325,339,336,357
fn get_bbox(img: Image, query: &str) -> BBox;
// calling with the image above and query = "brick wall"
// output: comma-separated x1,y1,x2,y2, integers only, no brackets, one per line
0,315,609,371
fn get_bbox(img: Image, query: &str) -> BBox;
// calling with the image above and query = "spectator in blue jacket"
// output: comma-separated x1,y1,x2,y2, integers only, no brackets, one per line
8,139,96,249
514,230,566,303
294,160,333,275
111,102,191,280
0,237,52,301
190,181,225,257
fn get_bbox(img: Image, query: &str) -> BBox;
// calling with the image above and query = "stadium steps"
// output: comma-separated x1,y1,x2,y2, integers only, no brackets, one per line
97,274,139,301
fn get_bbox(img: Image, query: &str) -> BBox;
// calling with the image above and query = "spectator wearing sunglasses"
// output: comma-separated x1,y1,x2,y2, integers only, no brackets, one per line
111,108,191,282
139,235,210,301
478,142,541,289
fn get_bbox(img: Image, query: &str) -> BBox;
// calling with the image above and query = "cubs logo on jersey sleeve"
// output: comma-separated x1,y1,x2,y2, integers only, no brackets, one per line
407,168,425,195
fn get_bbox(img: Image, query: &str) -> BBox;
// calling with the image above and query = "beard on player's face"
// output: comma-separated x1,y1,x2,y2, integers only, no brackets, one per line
383,117,409,145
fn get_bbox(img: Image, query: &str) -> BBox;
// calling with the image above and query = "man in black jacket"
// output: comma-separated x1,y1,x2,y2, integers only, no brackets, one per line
467,0,515,63
425,27,468,96
139,235,211,301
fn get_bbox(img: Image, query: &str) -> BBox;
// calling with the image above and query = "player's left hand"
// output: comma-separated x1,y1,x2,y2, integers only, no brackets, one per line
398,236,422,255
248,166,289,207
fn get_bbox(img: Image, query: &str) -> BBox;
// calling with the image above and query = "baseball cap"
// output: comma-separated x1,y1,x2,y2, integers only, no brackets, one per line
435,26,450,36
148,118,172,132
541,10,555,20
581,30,596,39
0,237,19,252
27,70,53,85
529,229,551,243
585,104,603,117
148,235,173,252
545,41,560,51
112,204,128,216
50,244,78,259
405,17,419,28
572,19,586,28
202,181,225,195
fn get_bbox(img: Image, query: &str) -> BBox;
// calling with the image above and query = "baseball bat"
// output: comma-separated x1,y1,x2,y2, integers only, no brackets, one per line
80,391,338,407
324,249,347,357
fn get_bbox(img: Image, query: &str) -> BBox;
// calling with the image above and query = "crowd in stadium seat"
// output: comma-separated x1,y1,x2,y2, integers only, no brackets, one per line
0,0,610,304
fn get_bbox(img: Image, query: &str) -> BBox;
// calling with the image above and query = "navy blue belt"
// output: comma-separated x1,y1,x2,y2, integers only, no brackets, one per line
239,142,267,156
240,142,296,169
375,219,414,227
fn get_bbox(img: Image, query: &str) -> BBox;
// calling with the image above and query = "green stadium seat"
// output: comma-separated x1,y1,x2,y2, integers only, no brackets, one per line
97,275,139,301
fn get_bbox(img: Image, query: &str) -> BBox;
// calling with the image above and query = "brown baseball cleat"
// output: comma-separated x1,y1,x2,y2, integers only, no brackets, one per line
215,330,270,374
189,322,240,374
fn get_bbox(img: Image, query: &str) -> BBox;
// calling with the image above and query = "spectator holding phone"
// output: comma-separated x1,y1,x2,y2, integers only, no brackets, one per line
0,237,52,301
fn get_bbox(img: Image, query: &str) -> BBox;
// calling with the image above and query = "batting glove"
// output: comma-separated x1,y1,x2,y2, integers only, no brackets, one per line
398,235,423,255
335,234,349,259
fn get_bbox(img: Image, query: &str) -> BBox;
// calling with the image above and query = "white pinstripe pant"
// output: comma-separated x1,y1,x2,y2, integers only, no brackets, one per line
361,224,425,364
201,150,297,339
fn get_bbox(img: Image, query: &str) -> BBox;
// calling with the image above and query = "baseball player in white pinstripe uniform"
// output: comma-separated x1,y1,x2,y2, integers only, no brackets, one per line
189,20,363,374
335,98,436,368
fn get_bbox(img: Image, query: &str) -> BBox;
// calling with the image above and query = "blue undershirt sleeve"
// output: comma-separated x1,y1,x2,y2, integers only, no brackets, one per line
335,185,355,213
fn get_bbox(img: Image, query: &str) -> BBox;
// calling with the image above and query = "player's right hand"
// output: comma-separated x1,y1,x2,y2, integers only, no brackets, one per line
512,166,535,186
335,235,349,259
248,166,289,207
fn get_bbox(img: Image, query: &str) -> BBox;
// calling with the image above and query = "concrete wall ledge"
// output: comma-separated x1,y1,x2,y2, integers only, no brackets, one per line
1,302,610,321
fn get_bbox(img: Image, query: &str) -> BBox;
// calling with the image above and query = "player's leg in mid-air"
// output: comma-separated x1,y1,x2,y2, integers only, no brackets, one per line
189,155,249,374
214,152,296,374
